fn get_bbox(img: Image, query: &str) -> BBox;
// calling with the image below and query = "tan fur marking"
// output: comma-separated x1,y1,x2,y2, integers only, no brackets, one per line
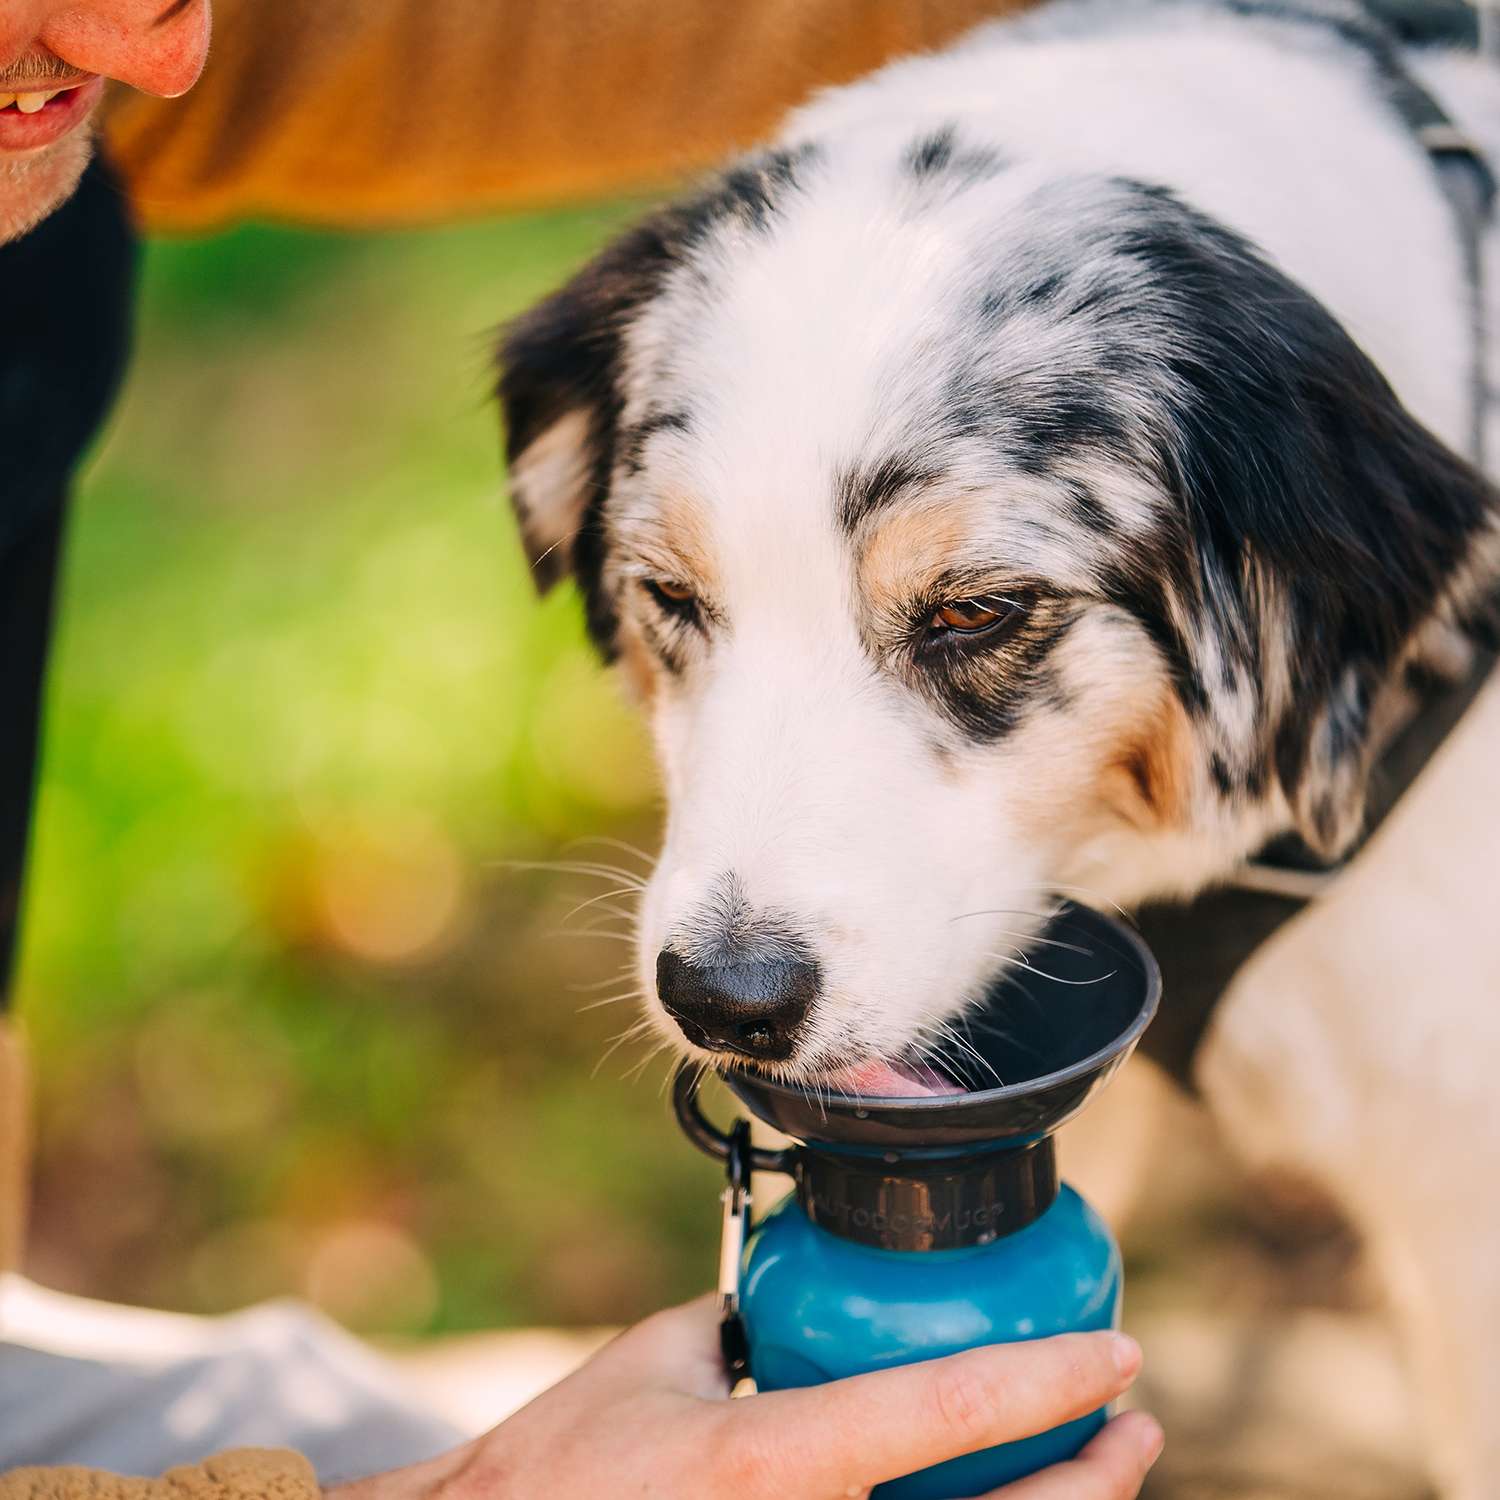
857,496,978,618
1101,690,1194,832
615,490,721,595
616,619,660,704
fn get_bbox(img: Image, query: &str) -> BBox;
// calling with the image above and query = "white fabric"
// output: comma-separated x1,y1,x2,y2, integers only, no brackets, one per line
0,1276,465,1482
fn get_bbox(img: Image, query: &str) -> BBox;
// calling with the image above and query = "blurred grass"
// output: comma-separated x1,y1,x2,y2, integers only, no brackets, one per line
15,205,726,1335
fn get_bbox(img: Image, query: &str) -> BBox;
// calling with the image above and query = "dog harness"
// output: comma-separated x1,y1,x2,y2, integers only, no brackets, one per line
1137,0,1497,1090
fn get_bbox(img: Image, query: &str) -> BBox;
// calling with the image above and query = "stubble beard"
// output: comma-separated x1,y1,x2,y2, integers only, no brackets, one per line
1,125,95,245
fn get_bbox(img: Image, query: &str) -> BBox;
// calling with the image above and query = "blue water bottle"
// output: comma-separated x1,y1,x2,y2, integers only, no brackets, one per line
673,904,1159,1499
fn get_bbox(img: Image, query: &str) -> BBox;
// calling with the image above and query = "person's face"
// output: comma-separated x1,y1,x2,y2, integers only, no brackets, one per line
1,0,210,243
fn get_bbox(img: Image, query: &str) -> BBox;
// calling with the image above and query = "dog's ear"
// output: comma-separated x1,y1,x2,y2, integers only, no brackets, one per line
498,146,819,633
1130,185,1496,862
1265,406,1495,862
496,212,685,637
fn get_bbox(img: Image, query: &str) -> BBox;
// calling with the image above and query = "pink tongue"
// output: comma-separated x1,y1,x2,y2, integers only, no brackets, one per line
824,1058,964,1099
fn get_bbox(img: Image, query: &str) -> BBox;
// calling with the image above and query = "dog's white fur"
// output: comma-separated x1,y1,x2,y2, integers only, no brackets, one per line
501,4,1500,1492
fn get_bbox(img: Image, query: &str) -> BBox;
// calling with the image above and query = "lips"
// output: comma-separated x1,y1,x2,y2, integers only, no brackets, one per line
0,75,102,153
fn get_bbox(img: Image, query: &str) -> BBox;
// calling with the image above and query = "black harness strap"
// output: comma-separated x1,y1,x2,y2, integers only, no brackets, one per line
1137,637,1498,1087
1138,0,1496,1091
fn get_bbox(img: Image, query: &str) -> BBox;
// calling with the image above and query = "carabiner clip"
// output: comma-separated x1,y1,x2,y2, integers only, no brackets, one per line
718,1118,753,1388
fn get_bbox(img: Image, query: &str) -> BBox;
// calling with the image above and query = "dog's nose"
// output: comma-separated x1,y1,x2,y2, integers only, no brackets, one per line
656,950,818,1061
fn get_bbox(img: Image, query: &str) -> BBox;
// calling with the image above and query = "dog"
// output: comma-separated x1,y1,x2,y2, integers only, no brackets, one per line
496,2,1500,1493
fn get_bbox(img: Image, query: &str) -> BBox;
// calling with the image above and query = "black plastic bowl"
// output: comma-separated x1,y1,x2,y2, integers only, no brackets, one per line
722,903,1159,1150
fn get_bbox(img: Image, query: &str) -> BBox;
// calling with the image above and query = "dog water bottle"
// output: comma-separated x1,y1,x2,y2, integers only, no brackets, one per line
673,903,1159,1499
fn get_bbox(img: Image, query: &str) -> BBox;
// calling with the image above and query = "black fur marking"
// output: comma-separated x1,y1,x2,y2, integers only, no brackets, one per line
680,143,822,247
905,125,1005,186
1458,600,1500,653
619,408,693,477
1209,753,1235,797
1403,658,1453,697
498,212,685,648
975,268,1068,327
1061,481,1118,537
496,144,820,652
912,601,1080,743
1031,660,1076,716
1016,270,1067,308
937,365,1136,481
638,610,691,676
1095,561,1207,718
837,454,940,531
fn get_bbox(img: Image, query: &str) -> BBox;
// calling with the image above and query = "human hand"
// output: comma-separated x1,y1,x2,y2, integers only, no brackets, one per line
331,1295,1162,1500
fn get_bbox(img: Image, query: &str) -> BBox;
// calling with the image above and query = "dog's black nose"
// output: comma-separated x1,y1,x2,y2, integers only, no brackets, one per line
656,950,818,1061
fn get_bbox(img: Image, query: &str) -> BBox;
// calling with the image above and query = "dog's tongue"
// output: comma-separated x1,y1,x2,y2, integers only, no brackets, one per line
822,1057,965,1099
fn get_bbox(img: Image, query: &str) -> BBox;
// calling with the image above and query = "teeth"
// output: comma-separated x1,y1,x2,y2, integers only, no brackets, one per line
14,91,59,113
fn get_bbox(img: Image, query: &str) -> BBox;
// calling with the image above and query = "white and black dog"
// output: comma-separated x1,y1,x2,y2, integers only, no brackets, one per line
498,1,1500,1493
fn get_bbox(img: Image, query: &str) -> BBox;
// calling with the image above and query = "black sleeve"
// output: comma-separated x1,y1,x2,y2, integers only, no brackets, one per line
0,158,137,1002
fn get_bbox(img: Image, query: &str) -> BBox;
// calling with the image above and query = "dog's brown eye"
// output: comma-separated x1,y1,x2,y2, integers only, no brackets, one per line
643,577,700,619
928,596,1021,636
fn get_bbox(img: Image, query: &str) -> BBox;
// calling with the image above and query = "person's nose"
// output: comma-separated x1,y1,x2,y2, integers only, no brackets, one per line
3,0,211,98
656,949,819,1062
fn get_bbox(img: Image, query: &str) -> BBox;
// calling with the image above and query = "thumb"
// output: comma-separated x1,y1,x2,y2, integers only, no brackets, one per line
587,1293,731,1399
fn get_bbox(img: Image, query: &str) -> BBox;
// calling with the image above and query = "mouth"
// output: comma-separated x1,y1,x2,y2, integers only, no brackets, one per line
720,904,1130,1100
813,1052,966,1099
0,76,102,153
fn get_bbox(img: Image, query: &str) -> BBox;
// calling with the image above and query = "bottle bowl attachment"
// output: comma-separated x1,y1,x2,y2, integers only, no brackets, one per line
719,902,1159,1150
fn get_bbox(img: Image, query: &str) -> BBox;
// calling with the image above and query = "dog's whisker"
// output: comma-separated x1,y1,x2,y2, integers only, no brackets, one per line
560,886,646,923
664,1054,714,1102
628,1038,675,1085
593,1016,658,1078
565,834,658,872
498,858,648,889
528,525,582,578
1023,883,1131,921
990,928,1095,957
984,952,1119,988
948,907,1058,924
921,1017,1002,1087
567,964,637,994
577,989,642,1013
559,902,638,928
931,1015,997,1073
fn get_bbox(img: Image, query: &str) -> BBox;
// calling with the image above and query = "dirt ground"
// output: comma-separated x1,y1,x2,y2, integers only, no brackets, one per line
393,1062,1435,1499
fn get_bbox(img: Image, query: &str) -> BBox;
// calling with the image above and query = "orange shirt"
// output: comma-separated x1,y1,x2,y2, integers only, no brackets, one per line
102,0,1026,234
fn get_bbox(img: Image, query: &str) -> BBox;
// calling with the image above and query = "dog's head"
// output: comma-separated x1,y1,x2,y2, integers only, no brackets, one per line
498,133,1495,1088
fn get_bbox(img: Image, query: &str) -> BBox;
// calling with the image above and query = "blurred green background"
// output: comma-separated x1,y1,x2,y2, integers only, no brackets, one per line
16,204,728,1336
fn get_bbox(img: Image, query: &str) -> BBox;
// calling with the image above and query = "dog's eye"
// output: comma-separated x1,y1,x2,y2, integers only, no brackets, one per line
926,595,1023,639
642,577,700,620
